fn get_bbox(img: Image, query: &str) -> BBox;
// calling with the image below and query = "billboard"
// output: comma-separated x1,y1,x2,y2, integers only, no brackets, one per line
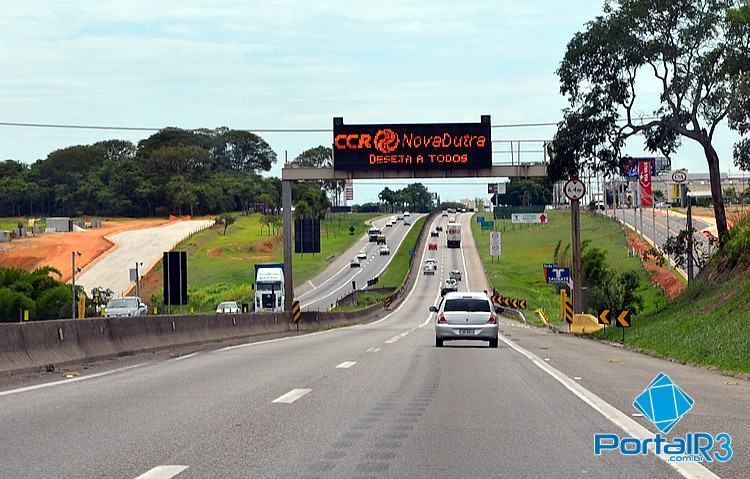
163,251,188,306
639,159,653,207
332,116,491,171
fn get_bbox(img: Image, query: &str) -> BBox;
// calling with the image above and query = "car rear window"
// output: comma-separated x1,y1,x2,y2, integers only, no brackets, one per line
443,298,491,312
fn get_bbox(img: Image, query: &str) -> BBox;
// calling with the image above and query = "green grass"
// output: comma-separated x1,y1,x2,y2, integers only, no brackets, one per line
331,291,394,312
378,216,426,289
0,217,45,231
161,212,379,312
470,211,666,324
275,213,383,286
599,260,750,374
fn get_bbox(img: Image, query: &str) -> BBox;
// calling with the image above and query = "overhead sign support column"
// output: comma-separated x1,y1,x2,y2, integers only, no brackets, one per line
565,178,586,314
282,178,294,312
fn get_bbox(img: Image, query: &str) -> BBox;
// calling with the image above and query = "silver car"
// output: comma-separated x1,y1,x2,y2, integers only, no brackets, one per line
430,292,501,348
105,297,148,318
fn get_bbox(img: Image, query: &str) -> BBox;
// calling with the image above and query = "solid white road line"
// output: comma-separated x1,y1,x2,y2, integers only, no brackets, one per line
134,465,189,479
172,352,198,361
272,388,312,404
498,335,719,479
336,361,357,369
0,363,147,398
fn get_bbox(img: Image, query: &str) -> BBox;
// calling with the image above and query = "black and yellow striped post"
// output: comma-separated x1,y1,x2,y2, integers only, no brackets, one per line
291,299,301,330
563,300,574,331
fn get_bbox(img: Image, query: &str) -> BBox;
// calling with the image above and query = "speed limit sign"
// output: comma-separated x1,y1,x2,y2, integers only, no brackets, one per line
489,231,501,257
564,178,586,201
670,169,688,184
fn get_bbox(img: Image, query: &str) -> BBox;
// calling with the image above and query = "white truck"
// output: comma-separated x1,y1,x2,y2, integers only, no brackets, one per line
446,224,461,248
254,263,285,312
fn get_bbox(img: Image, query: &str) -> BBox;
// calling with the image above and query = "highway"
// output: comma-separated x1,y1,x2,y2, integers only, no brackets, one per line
0,213,746,478
296,214,423,311
607,206,711,275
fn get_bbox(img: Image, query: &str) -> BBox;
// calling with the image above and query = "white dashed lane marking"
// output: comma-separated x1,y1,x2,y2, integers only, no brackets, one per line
134,465,189,479
336,361,357,369
272,388,312,404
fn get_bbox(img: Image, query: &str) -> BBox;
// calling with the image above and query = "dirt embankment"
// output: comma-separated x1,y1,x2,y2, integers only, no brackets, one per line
0,219,171,281
626,231,685,299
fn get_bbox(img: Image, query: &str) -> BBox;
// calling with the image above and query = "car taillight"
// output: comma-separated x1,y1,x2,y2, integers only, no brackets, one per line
487,314,497,324
437,313,447,324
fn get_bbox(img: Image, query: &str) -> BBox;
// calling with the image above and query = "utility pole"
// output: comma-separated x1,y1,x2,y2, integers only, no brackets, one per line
71,251,81,319
135,262,143,297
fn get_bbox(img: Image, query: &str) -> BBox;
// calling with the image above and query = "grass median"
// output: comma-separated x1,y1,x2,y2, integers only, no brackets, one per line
470,211,666,324
332,216,426,311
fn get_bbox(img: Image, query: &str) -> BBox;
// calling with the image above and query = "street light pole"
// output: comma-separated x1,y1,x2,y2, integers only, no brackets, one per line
135,262,143,297
71,251,81,319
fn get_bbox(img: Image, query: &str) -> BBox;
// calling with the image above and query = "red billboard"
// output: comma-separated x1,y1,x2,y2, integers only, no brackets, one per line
639,159,653,207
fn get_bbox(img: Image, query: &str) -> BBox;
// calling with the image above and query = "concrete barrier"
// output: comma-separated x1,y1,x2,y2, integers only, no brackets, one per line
0,213,439,376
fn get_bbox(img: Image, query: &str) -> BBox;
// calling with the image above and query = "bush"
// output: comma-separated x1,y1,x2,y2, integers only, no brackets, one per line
35,285,73,320
0,288,36,322
722,215,750,267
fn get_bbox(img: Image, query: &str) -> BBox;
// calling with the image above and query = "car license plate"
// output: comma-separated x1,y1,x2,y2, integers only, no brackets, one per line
458,329,474,335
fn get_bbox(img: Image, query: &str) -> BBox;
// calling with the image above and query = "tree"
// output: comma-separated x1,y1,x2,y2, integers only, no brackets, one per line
216,130,277,172
214,213,236,235
292,146,342,205
662,228,720,269
378,187,396,212
552,0,750,245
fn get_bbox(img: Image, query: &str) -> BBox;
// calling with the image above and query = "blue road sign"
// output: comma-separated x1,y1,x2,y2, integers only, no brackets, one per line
544,265,570,284
476,215,485,224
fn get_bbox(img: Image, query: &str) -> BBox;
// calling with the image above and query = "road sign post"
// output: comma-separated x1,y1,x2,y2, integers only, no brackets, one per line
564,178,586,314
489,231,501,261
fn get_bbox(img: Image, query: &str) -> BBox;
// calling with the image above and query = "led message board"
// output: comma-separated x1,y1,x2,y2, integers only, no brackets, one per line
333,116,491,171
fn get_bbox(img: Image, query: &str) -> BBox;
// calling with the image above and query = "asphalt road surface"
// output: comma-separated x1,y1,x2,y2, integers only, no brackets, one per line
1,213,745,478
607,207,710,275
76,219,213,296
297,214,423,311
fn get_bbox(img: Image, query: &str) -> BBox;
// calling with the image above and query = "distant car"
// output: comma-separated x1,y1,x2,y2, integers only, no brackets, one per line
435,225,443,232
441,279,458,296
431,292,502,348
423,259,437,275
404,211,410,217
379,245,390,255
390,216,397,222
430,230,439,237
105,297,147,318
350,258,361,268
397,214,404,220
385,220,393,227
441,210,448,217
216,301,240,314
376,234,387,245
448,216,457,223
357,250,367,260
460,208,466,213
404,218,411,225
449,270,462,281
428,242,438,250
656,202,669,209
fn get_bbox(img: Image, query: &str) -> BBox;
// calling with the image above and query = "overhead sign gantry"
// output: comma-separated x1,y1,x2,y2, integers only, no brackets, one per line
279,115,547,311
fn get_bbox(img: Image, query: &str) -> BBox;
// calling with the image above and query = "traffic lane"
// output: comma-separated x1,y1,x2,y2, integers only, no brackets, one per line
294,215,387,298
0,218,444,478
498,319,749,478
300,215,420,310
0,281,439,479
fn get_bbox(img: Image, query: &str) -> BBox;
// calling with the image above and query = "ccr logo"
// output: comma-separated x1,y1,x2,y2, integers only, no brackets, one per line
374,129,399,154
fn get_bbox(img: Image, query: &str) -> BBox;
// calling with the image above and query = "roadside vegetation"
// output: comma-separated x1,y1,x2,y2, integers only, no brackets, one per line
601,215,750,374
144,212,380,313
470,211,666,322
0,267,73,321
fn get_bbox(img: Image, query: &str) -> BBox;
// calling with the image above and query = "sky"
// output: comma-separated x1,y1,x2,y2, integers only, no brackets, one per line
0,0,745,203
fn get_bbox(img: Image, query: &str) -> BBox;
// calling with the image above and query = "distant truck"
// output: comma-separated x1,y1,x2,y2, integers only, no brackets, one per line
446,224,461,248
368,228,382,242
254,263,285,312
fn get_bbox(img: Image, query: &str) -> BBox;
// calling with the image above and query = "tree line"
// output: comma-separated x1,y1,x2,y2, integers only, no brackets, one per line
0,128,282,217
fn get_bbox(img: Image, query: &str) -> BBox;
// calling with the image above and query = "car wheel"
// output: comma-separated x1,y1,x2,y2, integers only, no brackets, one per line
436,338,443,347
489,338,499,348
